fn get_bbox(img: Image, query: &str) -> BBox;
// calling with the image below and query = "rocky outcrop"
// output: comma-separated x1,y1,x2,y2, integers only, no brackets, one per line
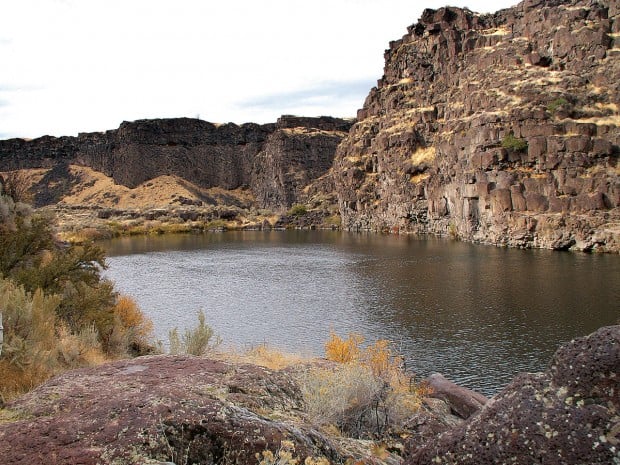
0,119,270,190
0,356,342,465
252,116,353,210
334,0,620,252
407,325,620,464
0,116,351,211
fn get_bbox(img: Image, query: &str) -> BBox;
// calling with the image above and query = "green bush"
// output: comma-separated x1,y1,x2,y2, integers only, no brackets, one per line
547,97,570,115
0,183,154,398
287,204,307,217
169,310,220,356
501,133,528,152
1,188,117,335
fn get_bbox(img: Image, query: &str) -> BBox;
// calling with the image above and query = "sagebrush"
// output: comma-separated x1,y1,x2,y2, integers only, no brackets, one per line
0,182,154,399
300,331,426,439
169,310,219,356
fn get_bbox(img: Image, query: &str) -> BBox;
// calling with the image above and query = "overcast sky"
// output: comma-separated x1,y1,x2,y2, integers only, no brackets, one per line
1,0,517,139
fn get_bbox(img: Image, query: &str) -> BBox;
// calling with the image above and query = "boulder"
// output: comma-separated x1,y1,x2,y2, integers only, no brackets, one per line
0,356,341,465
407,325,620,465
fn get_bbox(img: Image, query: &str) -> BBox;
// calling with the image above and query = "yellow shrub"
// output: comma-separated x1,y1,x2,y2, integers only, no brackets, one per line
365,338,403,378
325,331,403,377
324,332,363,363
110,295,153,355
303,331,427,438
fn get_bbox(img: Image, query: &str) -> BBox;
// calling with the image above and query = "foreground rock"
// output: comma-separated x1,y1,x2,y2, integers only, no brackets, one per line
407,325,620,464
0,326,618,464
334,0,619,252
0,357,341,465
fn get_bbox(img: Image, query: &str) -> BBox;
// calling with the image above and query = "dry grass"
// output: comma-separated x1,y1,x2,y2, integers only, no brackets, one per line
299,332,427,438
567,115,620,126
410,146,436,165
6,165,255,212
221,344,310,370
481,26,509,36
410,173,431,184
281,127,344,137
62,166,201,209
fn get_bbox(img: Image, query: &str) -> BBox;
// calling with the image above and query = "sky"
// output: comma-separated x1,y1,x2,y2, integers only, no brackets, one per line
1,0,517,139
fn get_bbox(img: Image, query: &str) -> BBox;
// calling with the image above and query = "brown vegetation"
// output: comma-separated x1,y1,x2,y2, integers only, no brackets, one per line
301,332,428,439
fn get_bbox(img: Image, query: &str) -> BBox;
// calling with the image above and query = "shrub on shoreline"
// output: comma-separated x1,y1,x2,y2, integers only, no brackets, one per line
0,182,155,400
168,310,220,356
300,331,426,439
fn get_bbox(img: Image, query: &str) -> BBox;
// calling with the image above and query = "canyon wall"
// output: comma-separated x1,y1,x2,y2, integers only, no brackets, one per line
1,0,618,250
334,0,619,251
0,116,352,210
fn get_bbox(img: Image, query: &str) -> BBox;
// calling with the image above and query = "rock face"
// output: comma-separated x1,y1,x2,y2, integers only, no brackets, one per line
0,356,341,465
334,0,620,251
407,325,620,465
0,116,351,211
252,116,353,210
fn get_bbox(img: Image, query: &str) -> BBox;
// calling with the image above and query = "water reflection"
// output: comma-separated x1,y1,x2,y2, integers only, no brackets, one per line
102,231,619,396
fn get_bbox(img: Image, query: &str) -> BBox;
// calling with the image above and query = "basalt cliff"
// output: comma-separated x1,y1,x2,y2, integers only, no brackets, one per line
1,0,619,251
0,115,352,212
334,0,619,251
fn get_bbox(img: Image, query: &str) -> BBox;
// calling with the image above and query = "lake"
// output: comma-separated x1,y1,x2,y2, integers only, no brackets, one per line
101,230,619,396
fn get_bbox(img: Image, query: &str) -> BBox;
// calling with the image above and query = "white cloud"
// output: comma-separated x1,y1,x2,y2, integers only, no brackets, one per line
0,0,517,138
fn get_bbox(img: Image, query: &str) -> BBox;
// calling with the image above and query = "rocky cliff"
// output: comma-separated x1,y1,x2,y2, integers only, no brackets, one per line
251,116,353,210
334,0,619,251
0,116,352,211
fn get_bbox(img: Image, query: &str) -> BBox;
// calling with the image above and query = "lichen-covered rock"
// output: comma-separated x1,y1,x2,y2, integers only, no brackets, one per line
0,356,342,465
334,0,620,252
406,325,620,465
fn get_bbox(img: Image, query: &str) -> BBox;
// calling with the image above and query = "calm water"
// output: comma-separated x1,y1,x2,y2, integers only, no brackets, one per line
101,231,619,396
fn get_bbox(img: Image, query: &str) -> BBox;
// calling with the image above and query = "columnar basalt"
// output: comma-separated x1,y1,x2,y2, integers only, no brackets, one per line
334,0,619,251
0,116,352,211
